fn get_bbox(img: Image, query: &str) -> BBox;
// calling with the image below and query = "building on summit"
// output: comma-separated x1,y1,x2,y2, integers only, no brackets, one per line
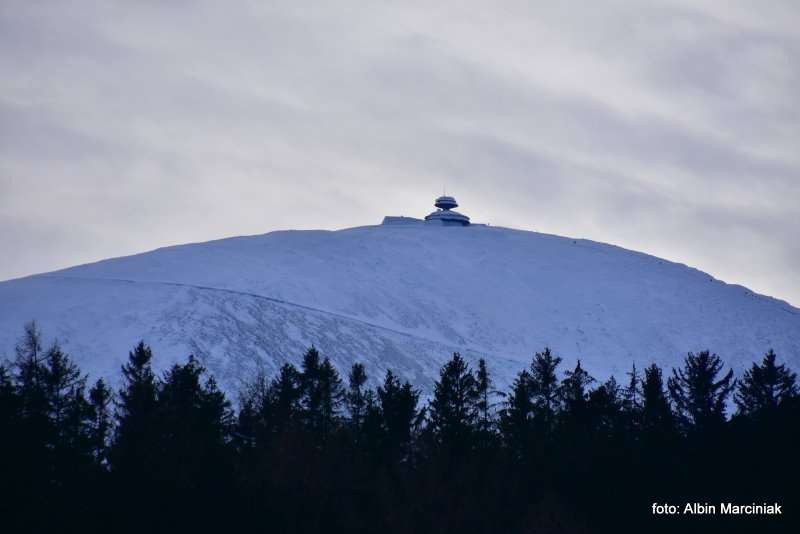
424,196,470,226
382,195,472,226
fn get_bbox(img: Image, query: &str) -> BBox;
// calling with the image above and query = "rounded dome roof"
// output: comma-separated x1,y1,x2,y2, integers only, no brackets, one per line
434,196,458,210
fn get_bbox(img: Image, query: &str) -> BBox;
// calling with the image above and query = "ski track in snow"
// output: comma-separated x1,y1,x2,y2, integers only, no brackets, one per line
38,273,516,362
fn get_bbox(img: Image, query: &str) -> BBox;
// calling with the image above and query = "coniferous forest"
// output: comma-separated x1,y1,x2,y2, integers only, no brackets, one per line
1,321,798,533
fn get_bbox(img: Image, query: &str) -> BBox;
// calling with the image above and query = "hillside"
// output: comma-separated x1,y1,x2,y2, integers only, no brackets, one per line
1,221,798,394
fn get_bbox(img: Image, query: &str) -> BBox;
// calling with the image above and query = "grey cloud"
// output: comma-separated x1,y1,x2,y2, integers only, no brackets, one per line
0,0,798,306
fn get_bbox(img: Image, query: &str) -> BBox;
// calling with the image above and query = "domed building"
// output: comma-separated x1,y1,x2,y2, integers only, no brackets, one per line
381,194,472,226
424,195,470,226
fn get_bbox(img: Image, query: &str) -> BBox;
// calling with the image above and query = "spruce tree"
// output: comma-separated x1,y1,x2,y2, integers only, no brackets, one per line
236,370,269,451
428,353,479,449
88,378,113,467
11,322,52,502
29,341,92,482
620,363,643,434
346,362,368,437
8,326,93,529
735,349,798,418
299,346,323,432
359,389,384,458
640,363,674,439
14,321,48,425
475,358,502,435
57,378,91,469
267,363,302,434
587,377,622,439
668,351,735,434
42,342,87,446
499,369,533,458
112,341,159,475
623,363,642,413
377,369,419,459
155,355,234,492
529,348,562,434
318,357,344,441
559,360,595,422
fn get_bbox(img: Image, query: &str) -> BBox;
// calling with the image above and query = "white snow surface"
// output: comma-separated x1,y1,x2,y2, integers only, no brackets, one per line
1,223,798,395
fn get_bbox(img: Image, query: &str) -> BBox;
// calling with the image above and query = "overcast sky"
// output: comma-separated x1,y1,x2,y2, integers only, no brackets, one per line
1,1,798,306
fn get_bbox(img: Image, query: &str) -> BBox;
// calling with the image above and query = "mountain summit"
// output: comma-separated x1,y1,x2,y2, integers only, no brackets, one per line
1,197,798,393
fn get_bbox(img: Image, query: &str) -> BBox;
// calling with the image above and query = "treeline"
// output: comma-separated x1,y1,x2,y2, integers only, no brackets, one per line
1,321,798,533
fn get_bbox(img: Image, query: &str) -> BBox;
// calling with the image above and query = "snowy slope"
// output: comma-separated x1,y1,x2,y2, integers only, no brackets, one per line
1,223,798,394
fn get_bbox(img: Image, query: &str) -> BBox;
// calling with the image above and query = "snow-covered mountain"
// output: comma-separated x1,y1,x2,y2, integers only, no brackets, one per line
1,219,799,395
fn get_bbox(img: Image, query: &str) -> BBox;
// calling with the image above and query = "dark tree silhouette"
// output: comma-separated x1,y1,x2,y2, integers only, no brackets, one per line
155,356,234,488
88,378,113,467
42,343,89,458
2,321,799,534
8,322,52,525
237,363,303,451
359,388,384,458
317,356,344,441
475,358,502,437
735,349,798,418
668,351,735,434
13,321,48,430
268,363,303,435
640,363,675,439
299,346,323,433
346,362,368,437
428,353,479,450
112,341,159,476
559,359,595,424
235,370,268,451
0,362,23,518
6,325,96,530
623,363,642,413
529,348,562,435
377,369,420,459
587,377,622,439
499,369,534,459
0,364,17,428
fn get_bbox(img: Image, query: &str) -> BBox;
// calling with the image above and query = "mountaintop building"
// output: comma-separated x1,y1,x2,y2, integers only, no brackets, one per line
424,196,471,226
382,195,472,226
